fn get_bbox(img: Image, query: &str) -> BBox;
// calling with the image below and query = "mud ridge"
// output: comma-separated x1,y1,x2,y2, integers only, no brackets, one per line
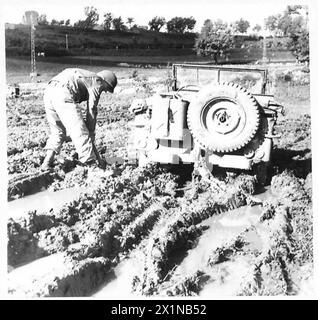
165,271,210,296
8,256,111,297
8,165,179,267
120,200,169,252
8,171,54,201
237,171,312,295
135,175,256,295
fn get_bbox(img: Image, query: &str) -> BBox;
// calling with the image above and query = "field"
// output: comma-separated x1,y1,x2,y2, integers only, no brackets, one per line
6,58,313,297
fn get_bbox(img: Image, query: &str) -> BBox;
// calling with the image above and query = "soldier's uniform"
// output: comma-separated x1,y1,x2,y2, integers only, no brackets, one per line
42,68,117,169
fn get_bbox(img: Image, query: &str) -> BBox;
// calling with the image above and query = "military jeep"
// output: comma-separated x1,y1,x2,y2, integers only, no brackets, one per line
128,64,283,182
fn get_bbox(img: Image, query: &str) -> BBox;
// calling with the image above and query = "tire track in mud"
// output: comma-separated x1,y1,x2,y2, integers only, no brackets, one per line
7,144,79,200
237,171,313,296
8,165,180,297
8,165,178,264
154,171,313,297
8,155,313,297
132,175,257,296
161,233,250,297
7,74,312,297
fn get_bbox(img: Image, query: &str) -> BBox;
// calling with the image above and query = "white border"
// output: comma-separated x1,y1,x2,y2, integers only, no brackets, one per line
0,0,317,300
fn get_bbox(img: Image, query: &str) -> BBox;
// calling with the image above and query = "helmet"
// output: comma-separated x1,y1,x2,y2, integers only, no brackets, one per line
97,70,117,93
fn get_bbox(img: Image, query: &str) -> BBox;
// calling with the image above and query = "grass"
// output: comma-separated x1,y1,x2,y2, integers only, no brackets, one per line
274,81,311,116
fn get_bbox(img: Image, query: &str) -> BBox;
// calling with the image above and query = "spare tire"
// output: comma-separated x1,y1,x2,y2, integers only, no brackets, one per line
187,82,260,153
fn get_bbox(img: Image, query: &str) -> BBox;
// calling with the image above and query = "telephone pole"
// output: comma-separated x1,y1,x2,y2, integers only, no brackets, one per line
29,12,37,79
65,34,69,50
30,22,36,78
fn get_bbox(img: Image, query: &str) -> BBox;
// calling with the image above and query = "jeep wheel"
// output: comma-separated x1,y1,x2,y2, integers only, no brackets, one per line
187,82,260,153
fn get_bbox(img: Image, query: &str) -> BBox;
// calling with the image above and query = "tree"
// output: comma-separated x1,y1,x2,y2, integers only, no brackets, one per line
184,16,196,32
284,6,309,63
58,20,65,26
127,17,134,29
233,18,250,34
288,28,309,63
148,16,166,31
84,6,99,28
264,5,309,63
37,14,48,25
265,6,305,37
102,13,113,31
112,16,127,32
264,14,281,35
286,5,303,15
51,19,59,26
74,6,99,30
195,19,234,64
65,19,70,26
167,16,196,33
252,24,262,33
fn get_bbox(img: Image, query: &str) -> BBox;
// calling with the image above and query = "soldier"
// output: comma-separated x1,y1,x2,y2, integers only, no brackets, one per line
41,68,117,170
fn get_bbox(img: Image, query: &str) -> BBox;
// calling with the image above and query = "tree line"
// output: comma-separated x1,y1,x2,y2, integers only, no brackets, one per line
195,5,309,64
21,5,309,64
31,6,258,35
34,7,197,34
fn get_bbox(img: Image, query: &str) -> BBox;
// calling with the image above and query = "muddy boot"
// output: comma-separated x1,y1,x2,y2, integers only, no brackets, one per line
41,150,55,171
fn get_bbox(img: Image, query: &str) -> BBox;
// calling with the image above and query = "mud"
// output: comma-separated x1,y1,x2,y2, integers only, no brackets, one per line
133,175,256,295
8,164,179,267
8,171,54,200
236,171,313,295
271,114,311,179
7,68,313,297
8,253,112,297
8,187,85,218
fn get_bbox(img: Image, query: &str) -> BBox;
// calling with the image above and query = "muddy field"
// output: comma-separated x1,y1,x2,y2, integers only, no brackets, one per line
6,63,313,297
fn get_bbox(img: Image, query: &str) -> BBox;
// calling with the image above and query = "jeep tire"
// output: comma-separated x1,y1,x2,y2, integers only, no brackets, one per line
187,82,260,153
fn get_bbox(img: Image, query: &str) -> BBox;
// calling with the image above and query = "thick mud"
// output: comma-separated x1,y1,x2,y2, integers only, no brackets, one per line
7,69,313,297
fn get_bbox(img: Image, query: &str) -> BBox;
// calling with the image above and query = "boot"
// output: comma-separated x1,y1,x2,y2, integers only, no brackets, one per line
41,150,55,171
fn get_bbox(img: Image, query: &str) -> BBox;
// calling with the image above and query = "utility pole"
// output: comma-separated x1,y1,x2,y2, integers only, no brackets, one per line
22,10,38,79
28,11,38,79
30,21,36,78
65,34,69,50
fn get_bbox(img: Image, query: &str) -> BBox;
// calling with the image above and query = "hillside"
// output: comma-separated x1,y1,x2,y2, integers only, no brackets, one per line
5,24,196,57
5,24,295,65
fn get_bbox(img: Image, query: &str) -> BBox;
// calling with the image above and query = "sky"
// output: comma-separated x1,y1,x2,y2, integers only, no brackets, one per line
1,0,306,32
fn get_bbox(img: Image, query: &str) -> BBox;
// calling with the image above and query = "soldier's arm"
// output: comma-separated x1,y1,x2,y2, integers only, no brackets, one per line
86,87,100,138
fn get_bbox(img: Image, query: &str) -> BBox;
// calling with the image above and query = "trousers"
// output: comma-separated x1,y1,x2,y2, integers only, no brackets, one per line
43,82,96,163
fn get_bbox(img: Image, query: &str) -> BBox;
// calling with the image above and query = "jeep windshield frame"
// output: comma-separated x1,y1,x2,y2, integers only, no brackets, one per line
171,64,268,95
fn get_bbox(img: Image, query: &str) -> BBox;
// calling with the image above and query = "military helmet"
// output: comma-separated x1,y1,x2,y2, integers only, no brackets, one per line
97,70,117,93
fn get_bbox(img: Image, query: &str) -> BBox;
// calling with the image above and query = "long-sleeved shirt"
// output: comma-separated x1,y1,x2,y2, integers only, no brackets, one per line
49,68,107,134
50,68,106,105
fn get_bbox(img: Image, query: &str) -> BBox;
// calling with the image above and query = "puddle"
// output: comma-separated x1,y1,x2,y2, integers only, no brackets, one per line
9,253,65,281
7,187,86,219
173,204,263,277
92,187,274,298
92,251,143,299
92,205,263,298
